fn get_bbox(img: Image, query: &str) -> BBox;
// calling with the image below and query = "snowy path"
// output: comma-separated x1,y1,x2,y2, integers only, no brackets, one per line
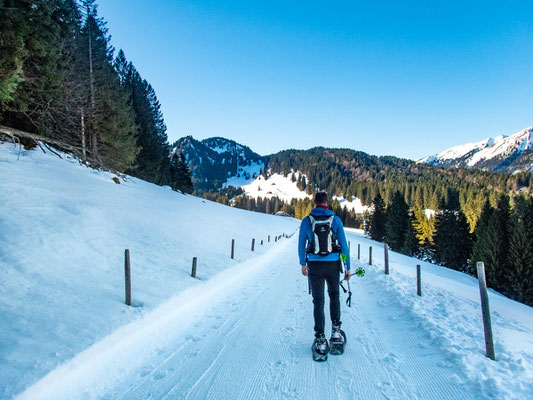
18,235,478,400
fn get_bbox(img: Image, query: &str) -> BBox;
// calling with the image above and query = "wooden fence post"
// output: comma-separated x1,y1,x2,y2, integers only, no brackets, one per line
251,238,255,251
416,264,422,296
191,257,197,278
384,243,389,275
369,246,372,265
124,249,131,306
476,262,495,360
357,244,360,260
231,239,235,259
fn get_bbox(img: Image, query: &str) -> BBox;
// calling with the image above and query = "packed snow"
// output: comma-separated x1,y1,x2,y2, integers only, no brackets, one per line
1,141,533,400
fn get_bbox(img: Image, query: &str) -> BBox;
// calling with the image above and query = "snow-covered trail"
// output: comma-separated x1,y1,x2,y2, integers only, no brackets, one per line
18,235,476,400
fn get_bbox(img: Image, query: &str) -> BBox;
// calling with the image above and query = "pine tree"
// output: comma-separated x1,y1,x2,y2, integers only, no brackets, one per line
385,192,409,251
507,213,533,305
369,193,386,242
473,211,504,289
116,53,170,183
0,0,26,106
77,1,139,170
495,195,511,290
1,0,67,133
433,196,472,271
402,212,420,256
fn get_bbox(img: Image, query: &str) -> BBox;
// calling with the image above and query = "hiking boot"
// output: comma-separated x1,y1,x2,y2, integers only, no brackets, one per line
330,322,346,355
312,333,329,361
331,322,344,345
314,333,328,353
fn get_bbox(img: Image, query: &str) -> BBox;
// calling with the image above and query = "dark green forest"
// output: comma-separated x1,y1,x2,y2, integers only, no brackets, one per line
0,0,192,192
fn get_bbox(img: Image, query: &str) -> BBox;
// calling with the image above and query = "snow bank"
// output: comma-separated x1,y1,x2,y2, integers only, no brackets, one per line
0,142,298,398
345,229,533,400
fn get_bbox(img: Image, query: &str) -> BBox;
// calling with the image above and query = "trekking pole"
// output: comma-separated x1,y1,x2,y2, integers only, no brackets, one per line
306,255,311,295
339,279,352,307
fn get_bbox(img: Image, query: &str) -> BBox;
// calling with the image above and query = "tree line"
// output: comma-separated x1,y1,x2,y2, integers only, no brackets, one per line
0,0,192,192
266,147,533,230
367,190,533,306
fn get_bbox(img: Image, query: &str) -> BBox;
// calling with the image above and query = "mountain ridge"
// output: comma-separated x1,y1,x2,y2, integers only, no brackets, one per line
419,126,533,172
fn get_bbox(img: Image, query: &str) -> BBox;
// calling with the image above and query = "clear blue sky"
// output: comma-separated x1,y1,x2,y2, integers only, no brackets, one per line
98,0,533,159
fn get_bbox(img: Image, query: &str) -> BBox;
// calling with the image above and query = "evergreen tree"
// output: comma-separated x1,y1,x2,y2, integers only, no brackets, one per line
77,0,139,170
507,212,533,305
402,212,420,256
116,53,170,183
1,0,67,133
385,192,409,251
433,198,472,271
369,193,386,242
167,152,193,193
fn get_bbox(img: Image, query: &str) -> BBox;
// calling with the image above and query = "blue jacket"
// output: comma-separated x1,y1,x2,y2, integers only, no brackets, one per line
298,207,350,270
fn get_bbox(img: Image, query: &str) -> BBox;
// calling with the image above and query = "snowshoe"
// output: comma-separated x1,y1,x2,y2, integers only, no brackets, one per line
329,324,346,355
312,334,329,362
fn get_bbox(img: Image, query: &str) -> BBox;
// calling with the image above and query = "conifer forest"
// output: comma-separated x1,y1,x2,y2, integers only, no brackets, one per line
0,0,193,192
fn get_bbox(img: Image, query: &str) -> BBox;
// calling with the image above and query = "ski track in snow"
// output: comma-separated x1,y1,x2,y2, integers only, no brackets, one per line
18,235,478,400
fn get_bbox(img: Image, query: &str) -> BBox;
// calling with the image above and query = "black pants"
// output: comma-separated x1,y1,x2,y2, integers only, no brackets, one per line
308,260,341,335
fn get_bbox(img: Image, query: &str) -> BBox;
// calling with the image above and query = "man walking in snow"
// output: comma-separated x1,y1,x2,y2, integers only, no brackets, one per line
298,191,351,361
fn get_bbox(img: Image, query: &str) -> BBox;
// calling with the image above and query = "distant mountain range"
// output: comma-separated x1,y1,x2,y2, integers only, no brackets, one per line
419,126,533,172
172,128,533,205
171,136,263,191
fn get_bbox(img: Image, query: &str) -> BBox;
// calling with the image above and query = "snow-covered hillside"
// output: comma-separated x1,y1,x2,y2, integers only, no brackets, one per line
333,196,370,214
229,171,310,202
420,126,533,172
1,141,532,400
228,171,370,213
0,142,297,399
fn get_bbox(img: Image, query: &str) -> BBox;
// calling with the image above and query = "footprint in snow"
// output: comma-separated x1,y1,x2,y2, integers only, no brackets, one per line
153,370,166,380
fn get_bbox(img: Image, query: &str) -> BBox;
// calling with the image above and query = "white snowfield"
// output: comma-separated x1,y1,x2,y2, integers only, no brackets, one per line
1,142,532,400
238,171,311,202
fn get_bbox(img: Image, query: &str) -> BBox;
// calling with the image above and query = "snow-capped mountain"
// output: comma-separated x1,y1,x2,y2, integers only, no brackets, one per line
172,136,264,191
420,126,533,172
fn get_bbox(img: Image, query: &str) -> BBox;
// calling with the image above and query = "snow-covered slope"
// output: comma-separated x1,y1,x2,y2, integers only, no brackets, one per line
229,173,370,213
230,171,311,202
420,126,533,172
333,196,370,214
0,142,297,398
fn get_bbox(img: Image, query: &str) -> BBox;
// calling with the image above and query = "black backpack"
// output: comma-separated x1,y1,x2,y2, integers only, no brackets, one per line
307,214,341,256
